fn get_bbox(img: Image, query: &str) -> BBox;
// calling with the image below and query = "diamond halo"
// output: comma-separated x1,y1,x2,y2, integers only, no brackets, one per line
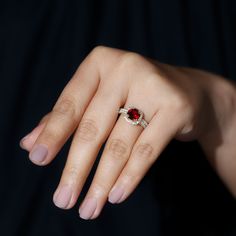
118,106,148,129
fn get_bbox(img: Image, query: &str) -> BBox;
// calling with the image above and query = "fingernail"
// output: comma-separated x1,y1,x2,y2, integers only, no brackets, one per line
108,186,125,204
53,185,72,209
19,133,31,149
79,197,97,220
29,144,48,163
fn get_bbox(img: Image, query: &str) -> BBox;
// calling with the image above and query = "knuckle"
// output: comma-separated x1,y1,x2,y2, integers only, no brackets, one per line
106,138,129,160
77,119,98,142
134,143,154,162
93,181,110,194
90,45,108,59
39,128,59,144
66,166,80,184
118,52,144,71
53,96,77,119
122,169,139,185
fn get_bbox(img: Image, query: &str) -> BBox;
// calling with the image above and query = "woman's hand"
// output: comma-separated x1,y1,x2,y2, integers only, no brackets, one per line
19,46,236,220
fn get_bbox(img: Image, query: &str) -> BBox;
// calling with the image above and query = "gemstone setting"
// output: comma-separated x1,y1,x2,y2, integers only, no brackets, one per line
124,106,143,126
127,108,140,120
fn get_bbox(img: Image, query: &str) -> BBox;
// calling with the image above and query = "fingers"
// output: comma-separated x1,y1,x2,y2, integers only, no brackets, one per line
107,110,180,205
51,51,155,213
77,91,156,219
52,82,128,209
77,114,145,219
77,108,179,220
20,47,184,221
25,46,126,166
27,57,101,165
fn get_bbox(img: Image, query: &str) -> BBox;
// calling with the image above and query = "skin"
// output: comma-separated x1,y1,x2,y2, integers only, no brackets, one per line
19,46,236,220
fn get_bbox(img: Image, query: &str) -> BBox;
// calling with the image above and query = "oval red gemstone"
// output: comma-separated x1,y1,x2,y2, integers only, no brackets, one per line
127,108,140,120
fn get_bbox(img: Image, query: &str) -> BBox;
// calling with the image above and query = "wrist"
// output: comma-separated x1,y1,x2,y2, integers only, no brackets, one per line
197,71,236,144
197,73,236,198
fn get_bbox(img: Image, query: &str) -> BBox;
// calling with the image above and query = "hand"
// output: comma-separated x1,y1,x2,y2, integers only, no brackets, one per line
19,46,236,220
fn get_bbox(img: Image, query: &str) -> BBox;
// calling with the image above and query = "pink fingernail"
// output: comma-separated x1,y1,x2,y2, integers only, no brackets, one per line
53,185,72,209
108,186,125,204
20,123,45,150
29,144,48,163
19,133,31,149
79,197,97,220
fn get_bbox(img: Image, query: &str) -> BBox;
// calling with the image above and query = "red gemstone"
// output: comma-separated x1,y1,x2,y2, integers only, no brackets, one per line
127,108,140,120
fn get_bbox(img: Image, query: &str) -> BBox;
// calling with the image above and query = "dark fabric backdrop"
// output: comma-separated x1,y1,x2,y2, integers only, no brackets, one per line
0,0,236,235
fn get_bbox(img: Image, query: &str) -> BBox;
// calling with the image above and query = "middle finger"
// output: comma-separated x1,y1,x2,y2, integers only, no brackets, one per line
52,78,128,209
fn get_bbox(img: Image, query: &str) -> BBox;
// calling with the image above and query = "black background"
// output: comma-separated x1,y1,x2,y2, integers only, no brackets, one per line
0,0,236,235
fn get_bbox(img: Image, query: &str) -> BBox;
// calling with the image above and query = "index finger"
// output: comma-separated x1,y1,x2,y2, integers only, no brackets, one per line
27,46,125,165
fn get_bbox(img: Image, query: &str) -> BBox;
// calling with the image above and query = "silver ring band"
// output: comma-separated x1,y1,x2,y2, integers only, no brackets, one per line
117,106,148,129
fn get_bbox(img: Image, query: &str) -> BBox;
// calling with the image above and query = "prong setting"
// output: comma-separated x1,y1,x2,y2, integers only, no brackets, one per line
118,106,147,128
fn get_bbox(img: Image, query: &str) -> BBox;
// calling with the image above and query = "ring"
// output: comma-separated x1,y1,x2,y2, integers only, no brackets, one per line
117,106,148,129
